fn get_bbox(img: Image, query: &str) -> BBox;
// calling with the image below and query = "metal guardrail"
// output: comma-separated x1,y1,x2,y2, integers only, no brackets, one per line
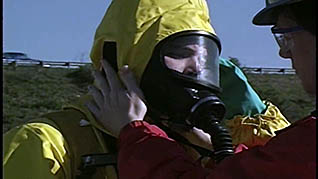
241,67,296,74
2,59,296,74
2,60,91,69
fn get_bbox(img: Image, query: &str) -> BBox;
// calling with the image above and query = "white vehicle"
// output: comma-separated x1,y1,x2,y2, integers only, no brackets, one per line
3,52,41,65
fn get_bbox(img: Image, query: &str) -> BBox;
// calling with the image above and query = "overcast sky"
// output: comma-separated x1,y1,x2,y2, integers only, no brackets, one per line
3,0,292,68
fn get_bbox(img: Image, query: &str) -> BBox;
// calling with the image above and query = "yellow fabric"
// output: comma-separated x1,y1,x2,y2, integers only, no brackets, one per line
225,101,291,147
3,122,71,179
62,94,112,137
62,95,119,177
41,107,118,179
90,0,216,83
3,95,118,179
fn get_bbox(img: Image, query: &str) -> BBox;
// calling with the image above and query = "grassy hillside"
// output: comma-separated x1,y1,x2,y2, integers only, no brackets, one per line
3,65,93,132
246,74,315,122
3,66,315,133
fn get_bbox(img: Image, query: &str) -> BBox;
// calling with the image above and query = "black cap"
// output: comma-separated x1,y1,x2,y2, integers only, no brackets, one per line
253,0,303,25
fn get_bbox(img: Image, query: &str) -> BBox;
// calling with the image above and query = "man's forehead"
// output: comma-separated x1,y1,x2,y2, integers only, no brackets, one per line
163,36,213,49
166,43,206,49
184,44,207,52
162,44,207,55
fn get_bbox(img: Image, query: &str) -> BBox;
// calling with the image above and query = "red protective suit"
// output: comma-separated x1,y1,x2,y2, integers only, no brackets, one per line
118,113,316,179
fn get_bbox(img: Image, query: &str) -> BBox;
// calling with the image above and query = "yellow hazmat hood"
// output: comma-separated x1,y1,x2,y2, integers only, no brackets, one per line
90,0,218,83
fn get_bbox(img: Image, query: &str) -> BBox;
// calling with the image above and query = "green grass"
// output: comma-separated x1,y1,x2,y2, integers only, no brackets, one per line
3,66,315,133
3,65,93,132
246,74,315,122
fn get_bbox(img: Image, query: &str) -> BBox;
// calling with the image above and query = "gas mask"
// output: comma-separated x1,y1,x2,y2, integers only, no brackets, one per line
141,31,234,163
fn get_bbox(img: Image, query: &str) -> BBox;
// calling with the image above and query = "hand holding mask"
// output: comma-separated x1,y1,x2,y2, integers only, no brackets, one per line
86,59,147,137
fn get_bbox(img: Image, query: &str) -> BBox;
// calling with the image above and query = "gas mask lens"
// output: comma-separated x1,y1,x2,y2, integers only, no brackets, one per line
161,35,220,89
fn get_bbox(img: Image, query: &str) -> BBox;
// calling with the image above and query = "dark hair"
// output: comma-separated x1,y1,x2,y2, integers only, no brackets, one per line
287,0,316,35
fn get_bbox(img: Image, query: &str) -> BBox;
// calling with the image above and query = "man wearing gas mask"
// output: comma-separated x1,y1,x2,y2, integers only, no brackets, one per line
3,0,290,178
139,31,235,163
86,0,315,178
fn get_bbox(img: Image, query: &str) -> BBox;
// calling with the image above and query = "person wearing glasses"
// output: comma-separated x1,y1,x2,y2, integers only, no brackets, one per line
268,14,316,95
85,0,316,178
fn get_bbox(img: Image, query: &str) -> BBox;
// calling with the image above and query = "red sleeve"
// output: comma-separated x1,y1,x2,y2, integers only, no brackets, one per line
207,116,316,178
118,117,316,179
118,121,210,179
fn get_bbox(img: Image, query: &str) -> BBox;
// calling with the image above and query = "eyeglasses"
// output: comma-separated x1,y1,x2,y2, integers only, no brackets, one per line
271,26,304,52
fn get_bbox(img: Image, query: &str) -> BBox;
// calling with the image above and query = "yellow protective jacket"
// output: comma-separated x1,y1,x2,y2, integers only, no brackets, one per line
4,0,290,178
3,95,119,179
3,98,289,179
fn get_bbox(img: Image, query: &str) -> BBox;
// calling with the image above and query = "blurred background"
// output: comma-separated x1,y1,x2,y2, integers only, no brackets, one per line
3,0,291,67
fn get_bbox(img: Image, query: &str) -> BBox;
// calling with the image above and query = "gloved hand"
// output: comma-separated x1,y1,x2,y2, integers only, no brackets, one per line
86,59,147,137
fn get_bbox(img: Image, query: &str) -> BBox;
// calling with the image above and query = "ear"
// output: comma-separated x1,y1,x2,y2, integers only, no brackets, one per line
103,41,118,72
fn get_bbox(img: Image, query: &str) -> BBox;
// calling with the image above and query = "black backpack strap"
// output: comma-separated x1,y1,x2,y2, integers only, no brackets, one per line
80,153,117,169
77,153,118,179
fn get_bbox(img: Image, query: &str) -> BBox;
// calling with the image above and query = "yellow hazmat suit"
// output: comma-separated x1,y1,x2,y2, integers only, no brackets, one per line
3,0,290,178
